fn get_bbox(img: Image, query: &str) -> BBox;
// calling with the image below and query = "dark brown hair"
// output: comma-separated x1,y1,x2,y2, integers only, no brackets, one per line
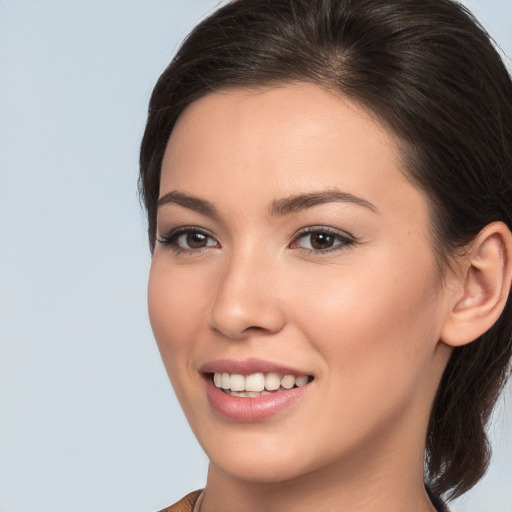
139,0,512,500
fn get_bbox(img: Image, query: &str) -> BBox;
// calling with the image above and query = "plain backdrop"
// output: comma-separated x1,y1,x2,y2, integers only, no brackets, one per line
1,1,511,511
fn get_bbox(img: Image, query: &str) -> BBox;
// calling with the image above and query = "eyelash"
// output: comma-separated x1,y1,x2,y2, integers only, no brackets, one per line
290,226,356,254
157,226,219,255
157,226,356,255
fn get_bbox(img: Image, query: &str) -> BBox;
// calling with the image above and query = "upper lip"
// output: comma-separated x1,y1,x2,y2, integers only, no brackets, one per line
199,358,311,376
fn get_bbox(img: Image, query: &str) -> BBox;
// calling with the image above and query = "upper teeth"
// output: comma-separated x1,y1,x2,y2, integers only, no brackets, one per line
213,372,309,392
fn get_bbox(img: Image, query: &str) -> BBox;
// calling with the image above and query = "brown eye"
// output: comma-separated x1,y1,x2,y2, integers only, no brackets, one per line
158,228,219,252
174,230,218,250
293,228,355,253
309,232,335,250
184,232,209,248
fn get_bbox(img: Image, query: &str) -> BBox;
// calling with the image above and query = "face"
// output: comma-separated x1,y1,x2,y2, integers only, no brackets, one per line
148,83,451,484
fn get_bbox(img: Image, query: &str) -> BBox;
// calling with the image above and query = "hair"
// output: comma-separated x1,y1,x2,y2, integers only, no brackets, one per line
139,0,512,501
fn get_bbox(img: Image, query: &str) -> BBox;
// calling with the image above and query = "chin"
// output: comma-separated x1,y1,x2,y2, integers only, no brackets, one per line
198,425,340,485
210,451,314,484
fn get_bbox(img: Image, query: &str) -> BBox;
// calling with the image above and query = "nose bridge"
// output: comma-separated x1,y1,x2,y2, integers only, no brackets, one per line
209,242,286,340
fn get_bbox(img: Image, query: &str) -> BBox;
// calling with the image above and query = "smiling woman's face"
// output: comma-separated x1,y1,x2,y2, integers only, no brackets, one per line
148,83,452,485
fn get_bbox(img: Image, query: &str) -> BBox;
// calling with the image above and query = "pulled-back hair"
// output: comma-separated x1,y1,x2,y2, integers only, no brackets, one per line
139,0,512,500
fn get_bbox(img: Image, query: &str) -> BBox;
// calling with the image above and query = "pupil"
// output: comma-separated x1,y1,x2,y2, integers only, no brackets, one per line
187,232,207,248
311,233,333,250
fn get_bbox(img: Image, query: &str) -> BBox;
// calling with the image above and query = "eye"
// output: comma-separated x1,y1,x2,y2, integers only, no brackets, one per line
157,227,219,253
291,227,355,253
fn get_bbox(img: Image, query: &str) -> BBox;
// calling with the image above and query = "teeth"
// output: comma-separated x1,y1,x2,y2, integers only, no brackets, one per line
229,374,245,392
245,373,265,392
221,372,230,389
295,375,308,387
230,391,270,398
281,374,295,389
212,371,311,394
265,373,281,391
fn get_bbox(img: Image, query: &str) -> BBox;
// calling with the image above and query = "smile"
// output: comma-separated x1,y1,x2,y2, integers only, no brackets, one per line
200,359,314,421
212,372,311,397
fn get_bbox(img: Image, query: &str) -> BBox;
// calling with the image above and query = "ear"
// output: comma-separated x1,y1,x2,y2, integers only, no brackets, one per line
441,222,512,347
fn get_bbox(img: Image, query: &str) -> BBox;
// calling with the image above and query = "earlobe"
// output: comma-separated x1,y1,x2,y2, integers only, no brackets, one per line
441,222,512,348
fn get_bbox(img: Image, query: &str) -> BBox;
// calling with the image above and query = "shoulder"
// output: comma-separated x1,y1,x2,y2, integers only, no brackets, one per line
157,490,203,512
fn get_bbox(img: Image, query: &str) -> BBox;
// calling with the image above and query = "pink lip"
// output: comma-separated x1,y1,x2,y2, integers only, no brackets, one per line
199,358,309,376
200,358,313,422
205,379,310,421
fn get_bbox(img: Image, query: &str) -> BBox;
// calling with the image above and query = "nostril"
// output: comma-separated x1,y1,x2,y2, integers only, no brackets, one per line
209,284,287,340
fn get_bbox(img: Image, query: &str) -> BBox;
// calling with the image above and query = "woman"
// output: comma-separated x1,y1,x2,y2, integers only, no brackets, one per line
139,0,512,510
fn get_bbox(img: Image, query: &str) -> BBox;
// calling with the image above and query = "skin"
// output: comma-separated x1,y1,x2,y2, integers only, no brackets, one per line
148,83,457,512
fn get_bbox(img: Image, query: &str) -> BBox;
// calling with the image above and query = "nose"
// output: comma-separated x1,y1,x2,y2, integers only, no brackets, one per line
209,250,287,340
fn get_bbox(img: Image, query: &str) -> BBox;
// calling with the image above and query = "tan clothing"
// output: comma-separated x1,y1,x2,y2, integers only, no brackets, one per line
158,490,202,512
159,488,450,511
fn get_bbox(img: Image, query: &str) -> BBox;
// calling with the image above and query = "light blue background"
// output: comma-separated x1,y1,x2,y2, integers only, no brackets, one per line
1,1,511,511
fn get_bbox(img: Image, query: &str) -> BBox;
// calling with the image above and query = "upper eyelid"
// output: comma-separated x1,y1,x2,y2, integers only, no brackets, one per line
157,225,355,249
157,226,221,248
159,225,217,239
289,227,357,253
291,225,355,241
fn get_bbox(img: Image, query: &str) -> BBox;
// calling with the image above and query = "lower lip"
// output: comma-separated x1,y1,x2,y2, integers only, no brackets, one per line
205,376,311,422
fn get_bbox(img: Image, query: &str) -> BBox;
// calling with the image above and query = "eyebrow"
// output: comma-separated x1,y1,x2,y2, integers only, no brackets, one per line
157,189,377,217
269,190,377,216
157,191,218,217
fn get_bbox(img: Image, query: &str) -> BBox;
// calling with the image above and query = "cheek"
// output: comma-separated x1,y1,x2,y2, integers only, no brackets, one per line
147,258,218,431
278,257,442,458
291,251,441,390
147,259,207,378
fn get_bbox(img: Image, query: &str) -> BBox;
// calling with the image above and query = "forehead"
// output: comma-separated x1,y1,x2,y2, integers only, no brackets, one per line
160,83,426,225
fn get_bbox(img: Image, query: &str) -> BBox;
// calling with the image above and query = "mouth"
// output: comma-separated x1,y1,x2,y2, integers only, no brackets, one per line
200,359,314,421
210,372,314,397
